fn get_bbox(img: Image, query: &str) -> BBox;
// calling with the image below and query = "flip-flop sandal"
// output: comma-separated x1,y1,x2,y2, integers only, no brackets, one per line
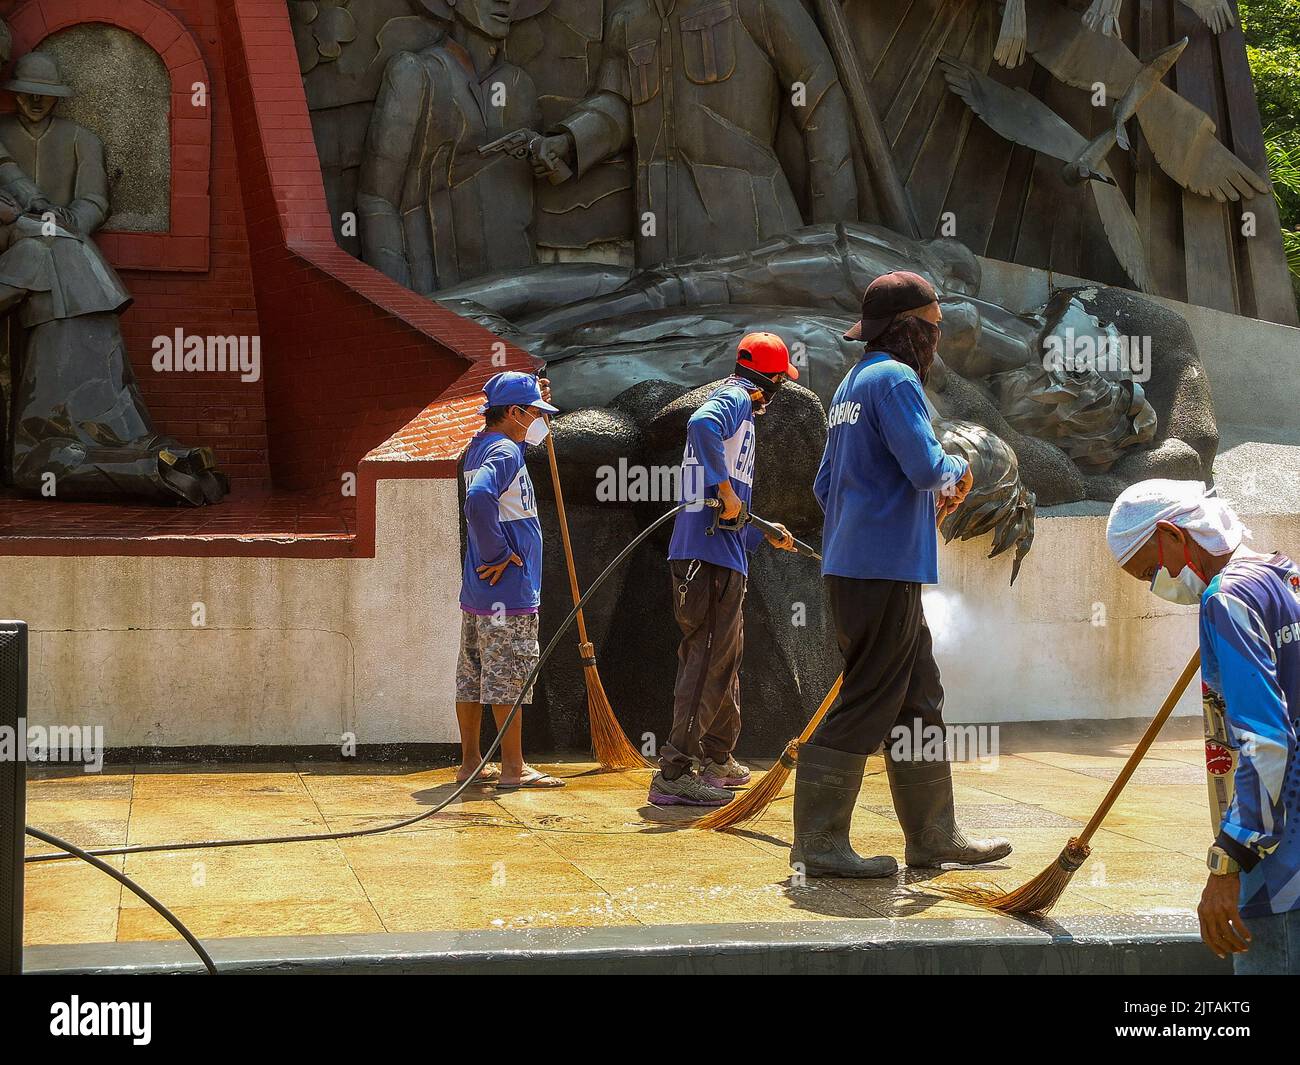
455,765,501,786
496,768,566,791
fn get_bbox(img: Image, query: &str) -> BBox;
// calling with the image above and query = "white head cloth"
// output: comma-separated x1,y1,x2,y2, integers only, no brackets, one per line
1106,479,1250,566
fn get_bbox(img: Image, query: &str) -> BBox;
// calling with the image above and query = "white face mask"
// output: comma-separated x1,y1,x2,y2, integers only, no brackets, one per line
508,408,550,446
1150,563,1207,606
524,415,550,446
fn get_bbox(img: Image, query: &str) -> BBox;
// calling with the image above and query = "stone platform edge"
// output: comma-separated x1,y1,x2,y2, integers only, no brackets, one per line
23,914,1230,976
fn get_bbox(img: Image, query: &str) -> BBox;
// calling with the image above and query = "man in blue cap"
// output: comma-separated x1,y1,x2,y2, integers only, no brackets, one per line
455,371,565,789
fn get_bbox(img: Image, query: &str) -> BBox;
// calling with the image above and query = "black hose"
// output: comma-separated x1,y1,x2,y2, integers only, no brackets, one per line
25,502,690,866
24,825,217,974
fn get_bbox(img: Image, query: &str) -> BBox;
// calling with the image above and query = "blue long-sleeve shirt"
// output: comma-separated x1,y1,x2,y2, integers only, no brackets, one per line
815,352,968,584
1200,552,1300,917
460,430,543,614
668,378,764,575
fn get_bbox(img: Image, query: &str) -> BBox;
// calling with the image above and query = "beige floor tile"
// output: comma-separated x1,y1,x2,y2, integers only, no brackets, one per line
24,798,131,851
611,882,878,924
23,855,124,945
534,826,771,862
117,899,384,941
373,891,635,933
123,796,330,844
24,856,124,913
362,859,604,902
117,841,364,908
26,905,119,945
131,767,308,800
26,772,133,802
572,855,792,895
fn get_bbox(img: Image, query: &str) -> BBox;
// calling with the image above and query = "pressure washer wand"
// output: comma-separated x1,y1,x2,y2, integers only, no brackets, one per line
703,499,822,561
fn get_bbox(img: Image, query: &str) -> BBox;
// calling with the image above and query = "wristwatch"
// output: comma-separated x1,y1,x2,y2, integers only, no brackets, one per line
1207,845,1240,876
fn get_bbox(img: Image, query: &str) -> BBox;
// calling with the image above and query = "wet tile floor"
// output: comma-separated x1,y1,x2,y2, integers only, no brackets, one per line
23,736,1214,945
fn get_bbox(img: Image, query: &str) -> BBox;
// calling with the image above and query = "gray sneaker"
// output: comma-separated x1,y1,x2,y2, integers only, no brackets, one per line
648,771,734,807
700,755,751,788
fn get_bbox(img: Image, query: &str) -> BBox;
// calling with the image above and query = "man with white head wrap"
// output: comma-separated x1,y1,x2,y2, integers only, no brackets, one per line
1107,480,1300,974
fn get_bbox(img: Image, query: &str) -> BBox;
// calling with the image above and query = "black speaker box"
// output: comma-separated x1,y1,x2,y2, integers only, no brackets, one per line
0,621,27,975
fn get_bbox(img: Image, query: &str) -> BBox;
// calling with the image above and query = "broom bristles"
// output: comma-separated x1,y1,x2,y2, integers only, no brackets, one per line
938,837,1091,916
693,742,798,830
584,664,656,770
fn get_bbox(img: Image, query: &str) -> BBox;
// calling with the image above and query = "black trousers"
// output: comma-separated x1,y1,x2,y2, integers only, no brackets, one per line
810,576,946,756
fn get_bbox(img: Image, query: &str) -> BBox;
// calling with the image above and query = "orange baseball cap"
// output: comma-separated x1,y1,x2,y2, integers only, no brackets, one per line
737,332,798,380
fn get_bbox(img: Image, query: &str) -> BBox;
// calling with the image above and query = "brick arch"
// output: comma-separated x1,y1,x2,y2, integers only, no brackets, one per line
5,0,211,270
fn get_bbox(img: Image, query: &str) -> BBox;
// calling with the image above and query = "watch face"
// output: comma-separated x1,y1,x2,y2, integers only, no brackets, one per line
1206,740,1233,775
1208,847,1235,874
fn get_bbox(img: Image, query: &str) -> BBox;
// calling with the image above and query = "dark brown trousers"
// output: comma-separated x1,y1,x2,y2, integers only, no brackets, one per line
660,559,745,777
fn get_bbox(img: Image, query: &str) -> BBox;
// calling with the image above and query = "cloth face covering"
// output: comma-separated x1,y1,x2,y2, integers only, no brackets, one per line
874,315,941,384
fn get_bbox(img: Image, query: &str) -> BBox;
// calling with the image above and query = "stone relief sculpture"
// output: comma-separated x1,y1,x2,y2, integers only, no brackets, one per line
995,0,1234,70
990,2,1268,205
939,39,1191,294
933,417,1035,583
526,0,859,267
297,0,1244,562
502,0,634,255
357,0,552,293
1081,0,1235,38
436,222,1183,510
0,45,227,505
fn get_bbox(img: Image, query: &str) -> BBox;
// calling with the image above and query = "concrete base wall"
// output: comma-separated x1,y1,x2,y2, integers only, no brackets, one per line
934,512,1296,723
0,479,464,749
6,497,1296,747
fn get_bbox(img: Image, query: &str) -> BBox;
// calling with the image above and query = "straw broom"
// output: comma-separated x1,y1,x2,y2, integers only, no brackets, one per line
694,673,844,830
543,431,654,770
943,648,1202,915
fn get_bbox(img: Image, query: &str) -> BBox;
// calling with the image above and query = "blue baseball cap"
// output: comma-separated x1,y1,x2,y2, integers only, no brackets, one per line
479,371,559,415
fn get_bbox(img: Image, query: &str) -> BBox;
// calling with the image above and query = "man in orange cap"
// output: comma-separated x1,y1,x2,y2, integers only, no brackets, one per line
649,333,799,807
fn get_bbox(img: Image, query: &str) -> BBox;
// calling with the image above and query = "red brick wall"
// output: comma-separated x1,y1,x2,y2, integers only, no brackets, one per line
215,0,534,492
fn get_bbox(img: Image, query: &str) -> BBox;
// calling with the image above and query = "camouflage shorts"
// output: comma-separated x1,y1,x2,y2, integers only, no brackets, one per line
456,611,540,705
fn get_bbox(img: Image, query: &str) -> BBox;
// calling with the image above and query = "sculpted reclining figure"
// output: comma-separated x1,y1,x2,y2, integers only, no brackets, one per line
437,222,1172,494
0,193,227,505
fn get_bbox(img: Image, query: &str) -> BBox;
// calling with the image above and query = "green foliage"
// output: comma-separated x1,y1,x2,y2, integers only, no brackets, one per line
1240,1,1300,294
1239,0,1300,132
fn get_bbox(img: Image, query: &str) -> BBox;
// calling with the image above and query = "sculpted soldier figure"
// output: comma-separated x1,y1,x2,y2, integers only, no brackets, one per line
0,53,109,235
527,0,858,267
358,0,551,293
0,49,227,505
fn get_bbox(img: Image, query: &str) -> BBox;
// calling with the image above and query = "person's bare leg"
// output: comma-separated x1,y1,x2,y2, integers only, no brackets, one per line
491,703,525,783
455,701,487,782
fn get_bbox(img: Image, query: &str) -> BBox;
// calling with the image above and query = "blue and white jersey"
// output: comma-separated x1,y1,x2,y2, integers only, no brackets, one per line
668,378,764,575
460,430,543,615
1199,552,1300,916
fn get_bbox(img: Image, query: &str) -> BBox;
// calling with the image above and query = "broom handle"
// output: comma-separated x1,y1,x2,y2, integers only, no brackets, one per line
543,427,591,647
1077,648,1201,846
795,673,845,745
